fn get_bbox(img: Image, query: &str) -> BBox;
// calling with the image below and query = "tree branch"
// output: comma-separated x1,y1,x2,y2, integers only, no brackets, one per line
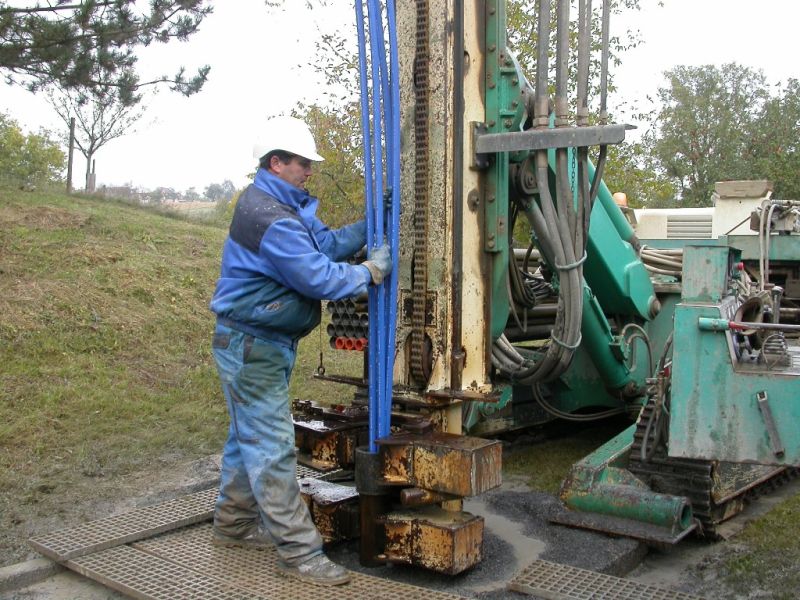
0,2,117,15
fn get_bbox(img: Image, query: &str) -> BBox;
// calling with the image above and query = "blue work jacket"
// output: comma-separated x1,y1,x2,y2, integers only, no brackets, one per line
210,169,370,348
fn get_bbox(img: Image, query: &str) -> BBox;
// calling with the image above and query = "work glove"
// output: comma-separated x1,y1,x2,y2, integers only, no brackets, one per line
363,244,392,285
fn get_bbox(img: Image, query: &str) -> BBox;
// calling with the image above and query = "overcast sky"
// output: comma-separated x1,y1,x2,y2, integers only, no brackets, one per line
1,0,797,193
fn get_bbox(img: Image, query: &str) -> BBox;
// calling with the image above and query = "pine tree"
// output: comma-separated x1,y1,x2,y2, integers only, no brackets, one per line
0,1,211,105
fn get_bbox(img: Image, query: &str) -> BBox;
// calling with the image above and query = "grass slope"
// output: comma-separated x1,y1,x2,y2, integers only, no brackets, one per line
0,190,226,514
0,188,359,564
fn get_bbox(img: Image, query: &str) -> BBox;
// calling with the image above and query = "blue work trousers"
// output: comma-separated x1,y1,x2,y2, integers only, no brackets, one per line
211,324,322,566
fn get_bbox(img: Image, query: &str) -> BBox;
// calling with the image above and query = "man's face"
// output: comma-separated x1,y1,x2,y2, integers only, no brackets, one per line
271,155,313,190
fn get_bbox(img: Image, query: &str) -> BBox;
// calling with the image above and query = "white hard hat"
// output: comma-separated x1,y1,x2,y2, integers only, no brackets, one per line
252,116,324,162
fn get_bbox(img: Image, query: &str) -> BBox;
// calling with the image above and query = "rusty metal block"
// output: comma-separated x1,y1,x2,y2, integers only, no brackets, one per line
377,432,502,497
383,507,484,575
298,478,360,543
293,415,368,471
379,440,413,485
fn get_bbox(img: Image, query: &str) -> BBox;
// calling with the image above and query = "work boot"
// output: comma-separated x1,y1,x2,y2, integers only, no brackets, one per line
277,554,351,586
211,527,272,550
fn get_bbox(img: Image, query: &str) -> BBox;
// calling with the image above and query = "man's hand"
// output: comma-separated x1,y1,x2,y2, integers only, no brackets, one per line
363,244,392,285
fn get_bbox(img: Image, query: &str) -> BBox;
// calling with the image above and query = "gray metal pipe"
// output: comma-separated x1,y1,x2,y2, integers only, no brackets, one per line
504,324,554,341
513,248,542,261
576,0,591,126
600,0,611,120
534,0,551,128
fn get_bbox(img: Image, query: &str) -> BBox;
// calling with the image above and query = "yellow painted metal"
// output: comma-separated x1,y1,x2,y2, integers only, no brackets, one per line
298,478,360,543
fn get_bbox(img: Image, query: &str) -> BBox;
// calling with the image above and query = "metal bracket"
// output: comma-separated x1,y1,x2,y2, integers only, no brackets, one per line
475,123,635,156
471,122,490,170
756,390,785,458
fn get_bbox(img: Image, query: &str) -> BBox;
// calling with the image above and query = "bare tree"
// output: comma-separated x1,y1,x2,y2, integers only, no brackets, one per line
47,88,144,190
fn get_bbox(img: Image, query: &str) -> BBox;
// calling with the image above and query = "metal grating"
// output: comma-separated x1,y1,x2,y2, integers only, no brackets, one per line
29,487,217,561
132,523,466,599
510,559,704,600
30,465,329,562
32,464,466,599
67,544,267,599
296,463,330,480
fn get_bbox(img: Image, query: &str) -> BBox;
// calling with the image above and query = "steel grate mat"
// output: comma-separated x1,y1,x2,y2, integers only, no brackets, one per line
30,465,332,562
132,523,466,600
296,463,334,480
510,559,704,600
29,487,218,561
67,544,266,599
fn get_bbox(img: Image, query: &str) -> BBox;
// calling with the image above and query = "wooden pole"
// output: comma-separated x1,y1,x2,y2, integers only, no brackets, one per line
66,117,75,194
88,159,96,192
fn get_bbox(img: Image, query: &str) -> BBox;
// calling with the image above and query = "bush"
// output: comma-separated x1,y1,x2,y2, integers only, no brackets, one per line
0,113,65,187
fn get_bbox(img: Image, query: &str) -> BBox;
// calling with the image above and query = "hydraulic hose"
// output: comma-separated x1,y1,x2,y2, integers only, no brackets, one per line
495,0,619,390
354,0,379,450
356,0,400,451
366,0,388,450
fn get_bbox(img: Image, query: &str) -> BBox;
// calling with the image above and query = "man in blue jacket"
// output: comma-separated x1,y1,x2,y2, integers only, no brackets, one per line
209,116,391,586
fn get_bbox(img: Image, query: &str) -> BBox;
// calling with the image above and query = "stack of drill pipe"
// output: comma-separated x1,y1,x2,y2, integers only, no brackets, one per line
326,299,370,351
330,336,369,351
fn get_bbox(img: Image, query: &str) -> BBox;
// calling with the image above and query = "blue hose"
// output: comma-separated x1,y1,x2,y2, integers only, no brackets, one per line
366,0,387,454
356,0,400,452
384,0,401,441
354,0,379,451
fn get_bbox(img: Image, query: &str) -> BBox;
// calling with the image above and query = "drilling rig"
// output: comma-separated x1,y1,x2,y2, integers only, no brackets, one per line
293,0,800,573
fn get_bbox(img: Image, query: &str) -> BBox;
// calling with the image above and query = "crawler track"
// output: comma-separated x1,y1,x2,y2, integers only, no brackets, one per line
629,398,796,537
